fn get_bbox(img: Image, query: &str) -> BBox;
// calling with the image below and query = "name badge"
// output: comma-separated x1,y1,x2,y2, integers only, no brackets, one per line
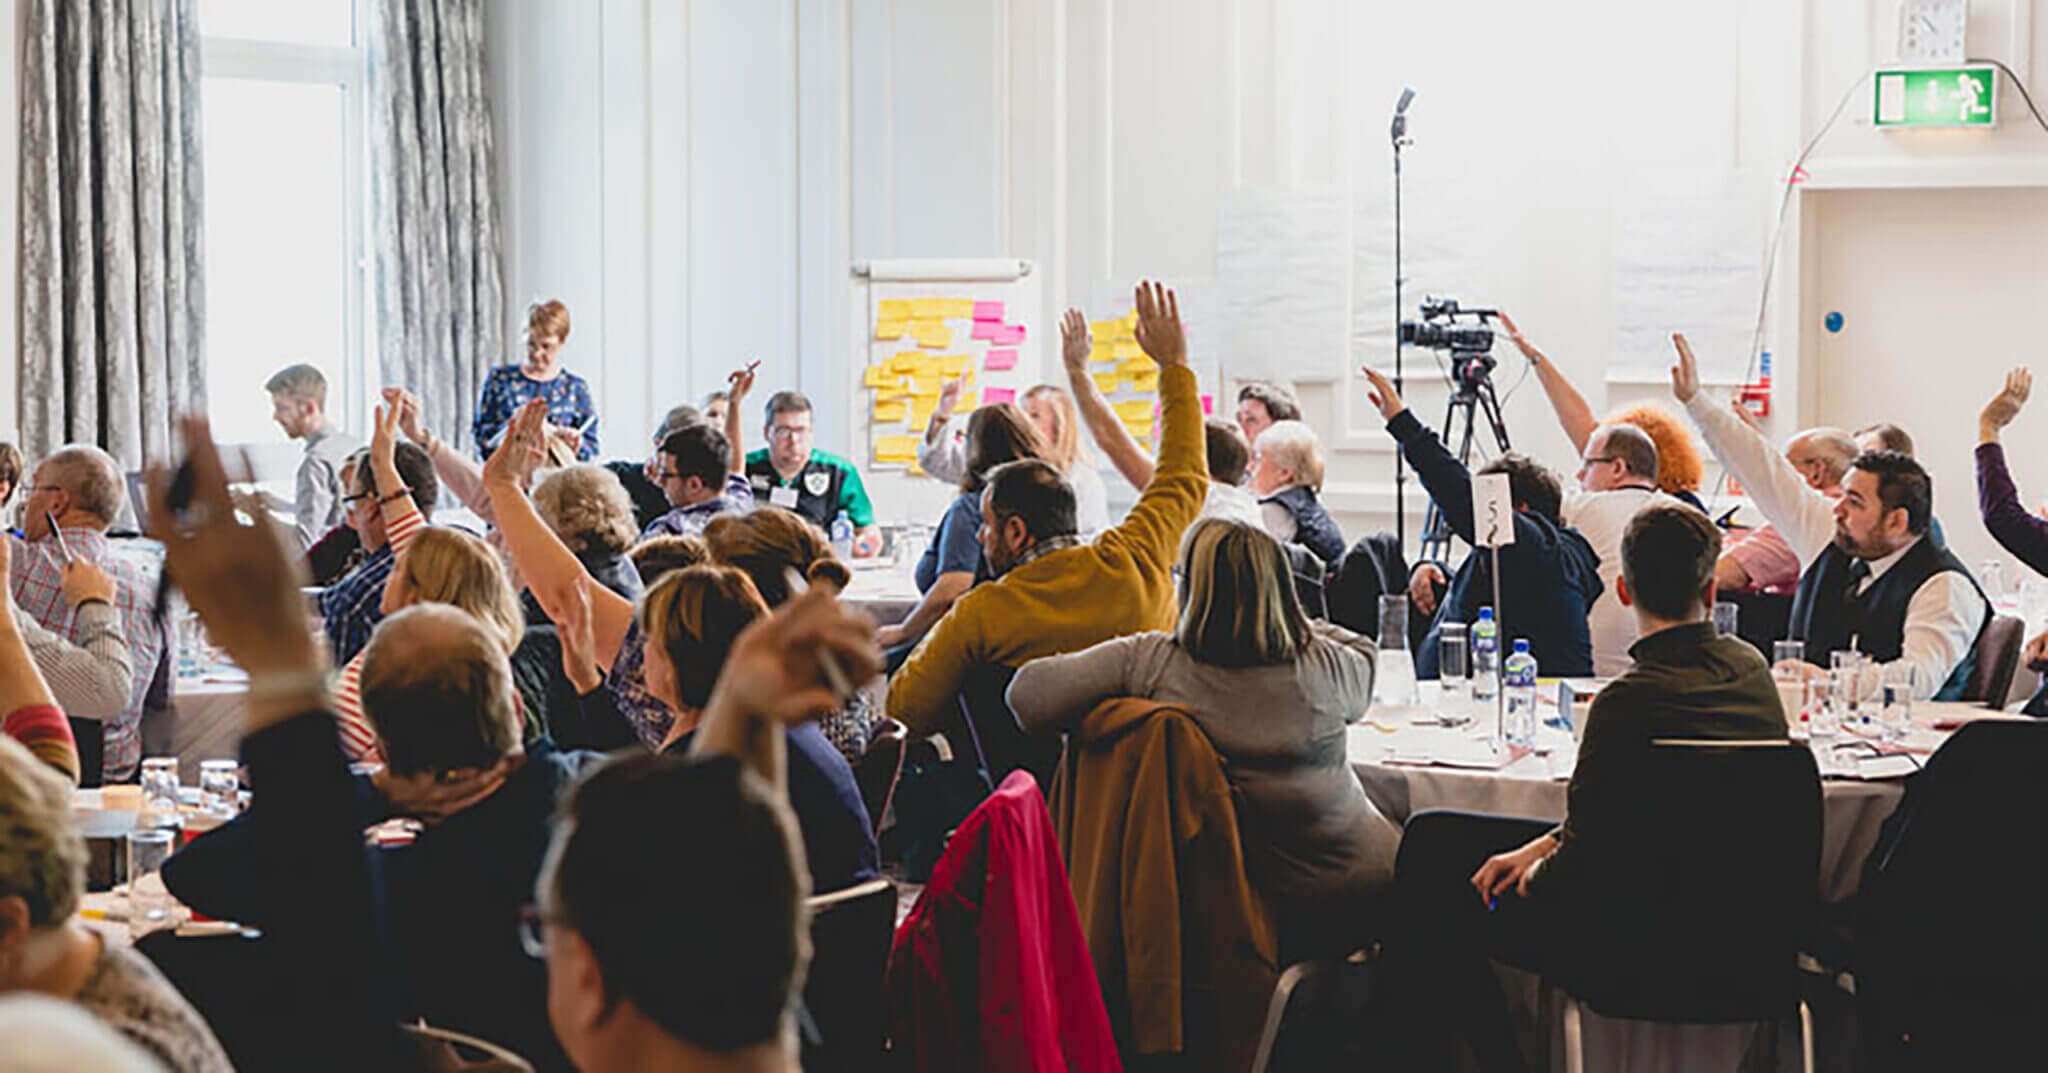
769,485,800,510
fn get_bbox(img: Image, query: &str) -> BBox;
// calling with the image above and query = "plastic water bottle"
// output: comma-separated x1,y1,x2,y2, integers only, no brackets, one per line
828,510,854,561
1470,608,1500,707
1502,639,1538,748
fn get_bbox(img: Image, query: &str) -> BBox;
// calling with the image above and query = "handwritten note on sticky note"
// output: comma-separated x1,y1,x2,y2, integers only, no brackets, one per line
888,352,923,373
908,299,947,319
985,348,1019,371
878,299,912,320
984,387,1016,406
912,321,951,349
874,319,906,341
937,299,975,319
973,301,1005,322
874,436,919,463
932,354,970,376
991,324,1026,345
873,399,907,423
1127,369,1160,392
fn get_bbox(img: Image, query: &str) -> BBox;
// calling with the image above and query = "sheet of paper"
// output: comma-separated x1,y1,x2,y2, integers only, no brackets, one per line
1607,172,1767,381
873,435,919,463
972,301,1005,322
1215,186,1350,383
873,319,906,341
990,324,1026,345
872,399,907,422
1473,473,1516,548
984,387,1016,405
984,348,1019,371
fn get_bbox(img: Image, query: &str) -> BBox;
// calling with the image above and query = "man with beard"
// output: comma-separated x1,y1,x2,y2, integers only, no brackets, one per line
1673,334,1989,700
886,281,1206,733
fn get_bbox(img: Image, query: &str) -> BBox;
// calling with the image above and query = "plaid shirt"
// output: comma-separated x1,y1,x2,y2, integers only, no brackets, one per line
9,530,168,780
639,473,755,540
318,543,396,666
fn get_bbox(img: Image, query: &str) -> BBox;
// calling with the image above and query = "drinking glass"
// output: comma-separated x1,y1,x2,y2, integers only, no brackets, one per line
1879,663,1918,741
139,757,181,829
1374,595,1419,709
1978,559,2008,604
199,759,240,820
1805,677,1839,737
1831,651,1869,730
126,829,175,940
1712,601,1739,638
1771,643,1807,730
1773,640,1806,670
1437,622,1470,727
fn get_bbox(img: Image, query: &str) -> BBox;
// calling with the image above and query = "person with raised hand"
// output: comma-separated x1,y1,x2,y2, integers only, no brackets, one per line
640,365,759,540
887,281,1209,734
1362,365,1602,679
919,354,1113,534
1975,368,2048,714
1674,333,1988,701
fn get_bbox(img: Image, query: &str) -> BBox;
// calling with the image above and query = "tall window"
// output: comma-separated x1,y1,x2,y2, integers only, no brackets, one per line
198,0,368,451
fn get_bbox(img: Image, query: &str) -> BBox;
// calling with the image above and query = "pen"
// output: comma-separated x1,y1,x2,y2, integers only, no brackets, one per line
780,567,855,699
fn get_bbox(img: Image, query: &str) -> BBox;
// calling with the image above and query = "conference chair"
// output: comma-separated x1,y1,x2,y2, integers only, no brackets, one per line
68,716,102,787
1959,613,2025,708
1280,542,1329,620
853,718,908,837
801,877,897,1071
1327,533,1408,640
1549,740,1821,1073
1850,719,2048,1068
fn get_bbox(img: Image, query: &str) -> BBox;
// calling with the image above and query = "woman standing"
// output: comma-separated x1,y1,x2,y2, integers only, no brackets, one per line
474,300,599,460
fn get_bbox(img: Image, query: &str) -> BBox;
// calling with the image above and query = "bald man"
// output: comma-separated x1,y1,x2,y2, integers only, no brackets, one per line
1717,427,1858,593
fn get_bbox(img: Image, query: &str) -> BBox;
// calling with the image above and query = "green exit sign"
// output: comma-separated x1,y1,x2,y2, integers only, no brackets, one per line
1875,65,1997,128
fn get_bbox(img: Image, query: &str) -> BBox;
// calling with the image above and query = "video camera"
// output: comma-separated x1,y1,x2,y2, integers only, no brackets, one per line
1400,296,1499,395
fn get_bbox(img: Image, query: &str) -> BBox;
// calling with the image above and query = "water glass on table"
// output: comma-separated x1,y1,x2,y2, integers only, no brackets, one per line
138,757,181,830
126,829,176,941
198,759,240,821
1878,663,1917,741
1436,622,1470,727
1831,651,1869,731
1771,641,1807,731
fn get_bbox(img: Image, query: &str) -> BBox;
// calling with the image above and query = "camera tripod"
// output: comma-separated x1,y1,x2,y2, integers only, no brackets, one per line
1417,356,1512,566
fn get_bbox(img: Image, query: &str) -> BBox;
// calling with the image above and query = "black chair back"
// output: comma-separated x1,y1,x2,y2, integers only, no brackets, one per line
1280,542,1329,620
1326,533,1407,640
1855,719,2048,1061
69,717,103,788
1960,614,2025,707
853,719,908,836
957,662,1057,788
1552,740,1821,1023
801,877,897,1071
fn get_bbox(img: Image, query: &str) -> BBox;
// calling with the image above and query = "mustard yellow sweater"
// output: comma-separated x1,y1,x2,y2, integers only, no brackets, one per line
886,364,1207,734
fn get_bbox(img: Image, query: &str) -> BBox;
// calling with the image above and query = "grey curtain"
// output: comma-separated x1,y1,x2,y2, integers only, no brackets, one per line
369,0,503,455
20,0,207,470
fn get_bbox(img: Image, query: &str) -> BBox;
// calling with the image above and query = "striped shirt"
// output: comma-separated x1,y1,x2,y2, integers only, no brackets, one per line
330,498,428,762
2,703,78,783
8,531,167,781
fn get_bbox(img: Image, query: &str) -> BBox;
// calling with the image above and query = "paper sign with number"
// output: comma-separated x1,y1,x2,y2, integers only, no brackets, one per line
1473,473,1515,548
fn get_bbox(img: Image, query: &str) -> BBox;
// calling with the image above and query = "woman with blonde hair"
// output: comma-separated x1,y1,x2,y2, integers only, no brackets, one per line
918,381,1111,533
1008,517,1397,956
702,508,880,761
474,299,600,460
630,564,878,893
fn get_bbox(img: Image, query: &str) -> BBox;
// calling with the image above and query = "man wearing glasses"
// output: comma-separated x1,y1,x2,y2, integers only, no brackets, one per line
743,391,881,556
640,367,756,540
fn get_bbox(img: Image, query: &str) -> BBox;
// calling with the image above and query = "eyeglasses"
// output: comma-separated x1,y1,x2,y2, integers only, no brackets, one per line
341,490,374,506
649,469,682,482
517,904,563,959
767,426,810,441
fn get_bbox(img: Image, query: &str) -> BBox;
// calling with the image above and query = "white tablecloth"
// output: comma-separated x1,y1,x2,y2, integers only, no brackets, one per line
840,561,922,629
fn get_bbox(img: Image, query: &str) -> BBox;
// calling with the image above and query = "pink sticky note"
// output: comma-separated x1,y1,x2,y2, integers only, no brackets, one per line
970,321,1000,341
985,348,1019,371
973,301,1005,322
985,387,1017,405
992,323,1026,345
1201,394,1215,415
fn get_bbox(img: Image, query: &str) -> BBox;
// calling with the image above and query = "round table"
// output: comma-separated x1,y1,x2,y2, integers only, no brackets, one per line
839,561,923,628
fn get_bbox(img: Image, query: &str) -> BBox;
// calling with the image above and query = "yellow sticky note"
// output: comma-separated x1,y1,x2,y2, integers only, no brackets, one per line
1127,369,1160,392
1089,344,1115,364
874,435,918,463
873,318,906,341
1094,373,1122,394
908,461,925,477
888,352,924,373
955,390,978,410
936,299,975,319
1117,356,1154,375
908,299,947,319
862,366,893,388
910,403,937,428
911,375,946,396
1112,341,1142,360
872,399,908,423
931,354,971,376
878,299,913,320
1122,418,1156,438
1114,399,1154,421
912,320,952,349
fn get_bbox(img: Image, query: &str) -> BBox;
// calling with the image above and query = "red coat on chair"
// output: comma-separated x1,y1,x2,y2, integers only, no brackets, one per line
886,771,1122,1072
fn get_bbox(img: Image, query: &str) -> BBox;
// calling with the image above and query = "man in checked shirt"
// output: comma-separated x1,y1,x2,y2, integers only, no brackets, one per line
11,445,167,782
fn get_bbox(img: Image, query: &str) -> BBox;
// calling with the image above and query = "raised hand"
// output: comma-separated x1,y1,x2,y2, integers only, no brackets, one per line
1981,367,2033,443
1669,332,1701,404
1060,309,1093,377
934,376,966,422
483,399,549,490
383,388,432,446
146,416,324,689
1132,281,1187,369
1361,365,1408,422
1497,311,1546,364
